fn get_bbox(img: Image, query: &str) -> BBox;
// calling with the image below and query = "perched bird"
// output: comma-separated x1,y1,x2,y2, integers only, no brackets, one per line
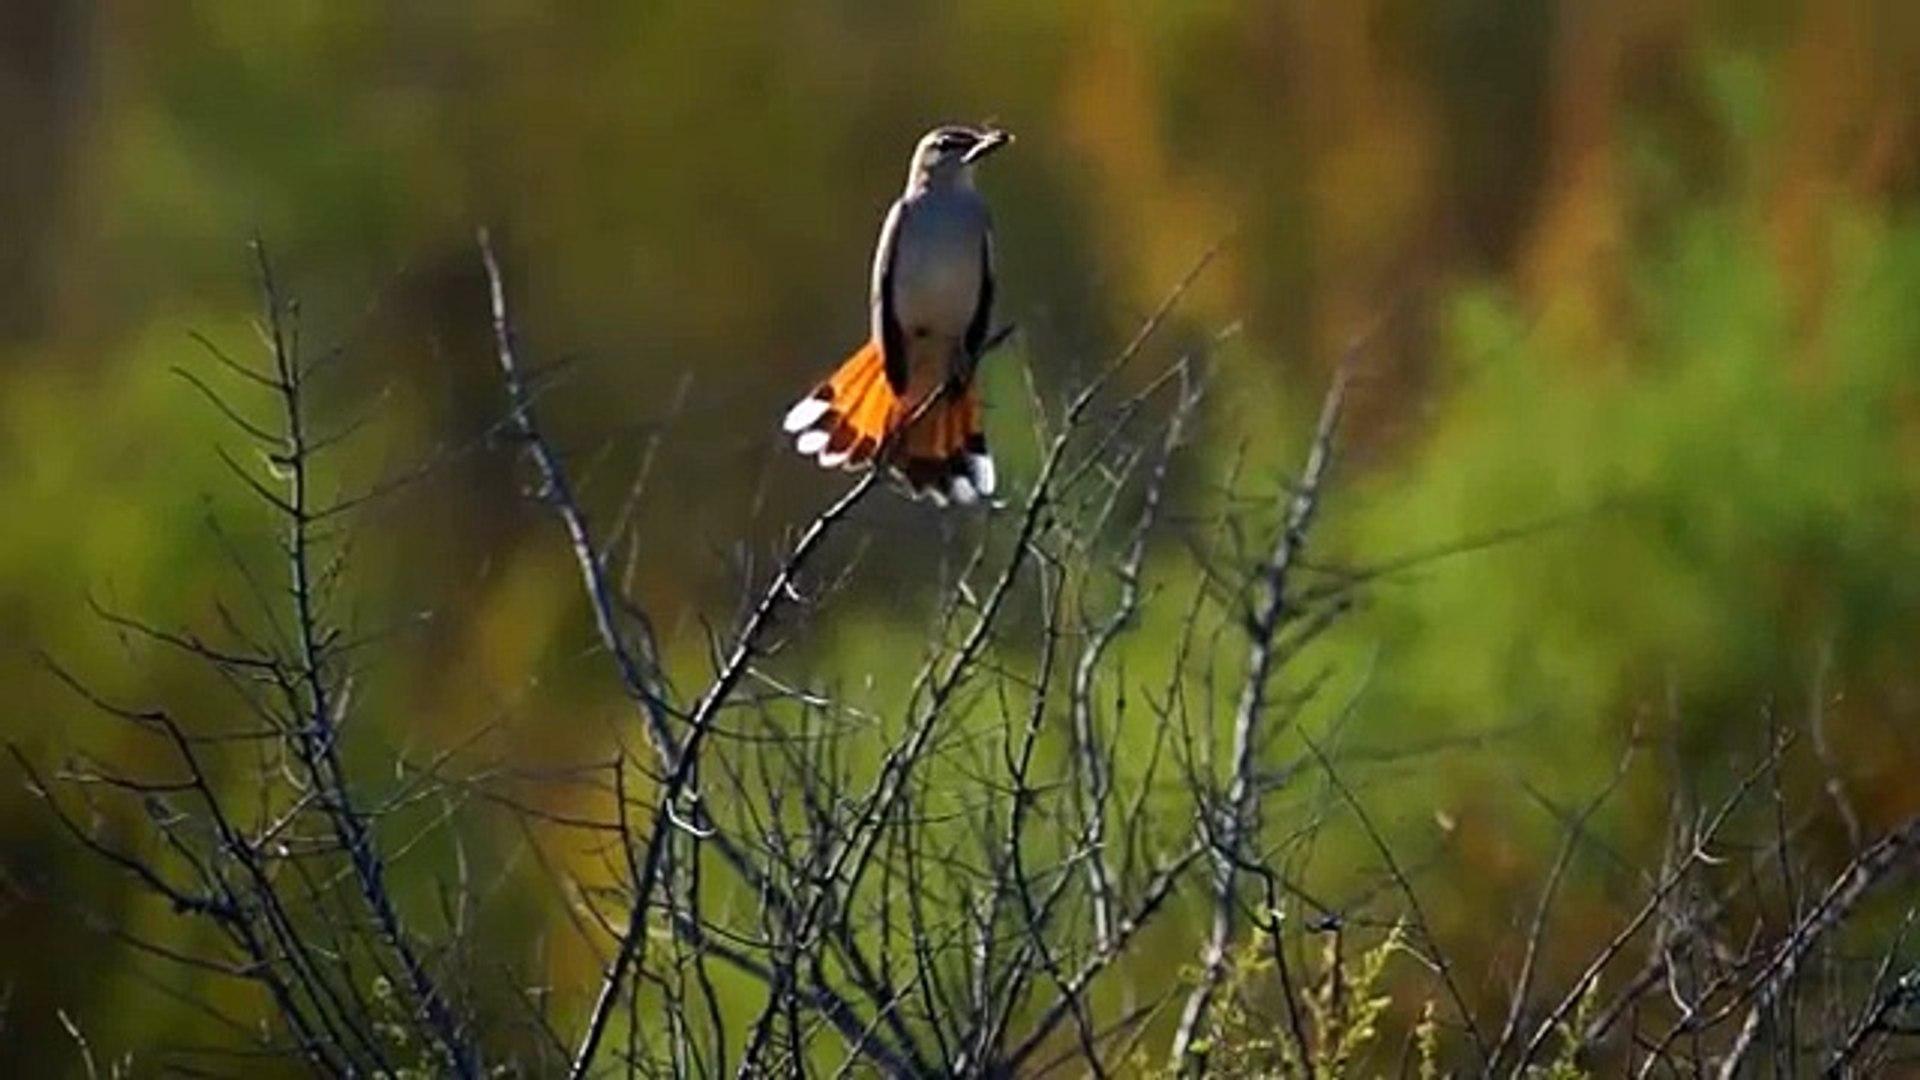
782,123,1012,505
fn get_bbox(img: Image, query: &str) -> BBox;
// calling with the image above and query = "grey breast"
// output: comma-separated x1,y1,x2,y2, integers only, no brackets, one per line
889,189,988,341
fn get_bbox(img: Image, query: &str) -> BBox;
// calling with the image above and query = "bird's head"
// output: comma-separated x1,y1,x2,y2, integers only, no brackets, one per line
907,124,1013,191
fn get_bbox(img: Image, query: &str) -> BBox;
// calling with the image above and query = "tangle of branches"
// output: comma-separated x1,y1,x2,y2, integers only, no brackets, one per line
15,237,1920,1078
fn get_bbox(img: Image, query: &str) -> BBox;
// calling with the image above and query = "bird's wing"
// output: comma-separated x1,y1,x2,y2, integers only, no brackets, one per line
962,220,996,369
869,198,911,394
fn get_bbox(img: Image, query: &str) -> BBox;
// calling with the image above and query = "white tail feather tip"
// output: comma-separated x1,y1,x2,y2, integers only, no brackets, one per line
782,396,831,434
795,430,830,456
967,455,996,497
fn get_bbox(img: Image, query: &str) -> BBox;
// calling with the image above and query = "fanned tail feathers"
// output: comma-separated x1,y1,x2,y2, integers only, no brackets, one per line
782,340,995,506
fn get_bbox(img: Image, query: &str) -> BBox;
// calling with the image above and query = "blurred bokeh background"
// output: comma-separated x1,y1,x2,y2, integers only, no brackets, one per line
3,0,1919,1068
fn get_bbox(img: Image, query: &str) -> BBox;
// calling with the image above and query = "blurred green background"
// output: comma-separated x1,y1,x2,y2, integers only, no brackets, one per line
3,0,1919,1069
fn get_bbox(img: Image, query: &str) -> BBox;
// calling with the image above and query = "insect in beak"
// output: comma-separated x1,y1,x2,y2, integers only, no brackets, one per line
963,128,1013,164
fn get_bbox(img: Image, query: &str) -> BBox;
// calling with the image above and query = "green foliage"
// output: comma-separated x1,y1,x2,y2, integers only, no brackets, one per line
1166,926,1602,1079
1529,987,1596,1080
1155,924,1414,1079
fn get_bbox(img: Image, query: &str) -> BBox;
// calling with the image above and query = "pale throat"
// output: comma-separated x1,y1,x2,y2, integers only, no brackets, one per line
906,164,977,197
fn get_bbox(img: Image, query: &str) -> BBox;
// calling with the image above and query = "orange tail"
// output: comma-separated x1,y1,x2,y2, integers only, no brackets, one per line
782,340,898,470
782,340,995,506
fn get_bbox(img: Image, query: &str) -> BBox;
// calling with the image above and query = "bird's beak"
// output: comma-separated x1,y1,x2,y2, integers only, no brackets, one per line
963,128,1013,164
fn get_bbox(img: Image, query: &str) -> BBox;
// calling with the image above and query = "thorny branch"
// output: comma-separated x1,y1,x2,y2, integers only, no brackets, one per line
1171,346,1354,1069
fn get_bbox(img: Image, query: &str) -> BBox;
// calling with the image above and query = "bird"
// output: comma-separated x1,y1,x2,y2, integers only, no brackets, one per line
781,123,1012,506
